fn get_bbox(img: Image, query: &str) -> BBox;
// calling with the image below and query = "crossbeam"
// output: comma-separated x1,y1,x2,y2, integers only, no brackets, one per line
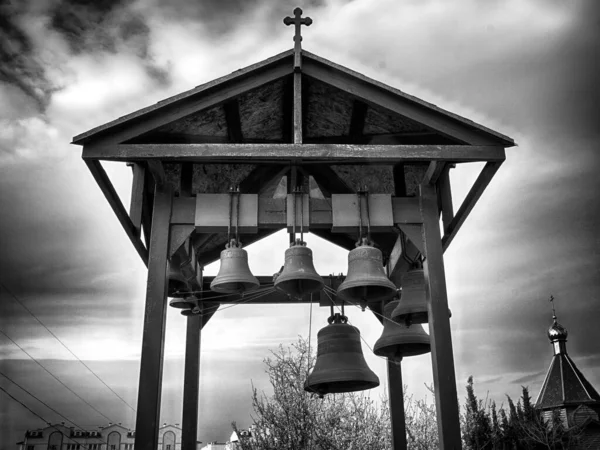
82,143,506,164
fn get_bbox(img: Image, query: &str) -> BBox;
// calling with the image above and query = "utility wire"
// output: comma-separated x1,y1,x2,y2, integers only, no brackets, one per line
0,329,115,423
0,383,112,450
0,282,136,413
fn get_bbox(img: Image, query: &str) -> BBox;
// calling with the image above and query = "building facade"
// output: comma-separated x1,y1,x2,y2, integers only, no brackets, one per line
16,424,198,450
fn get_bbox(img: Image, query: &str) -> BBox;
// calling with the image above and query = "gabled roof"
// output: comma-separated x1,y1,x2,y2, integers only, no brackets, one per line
535,352,600,410
72,49,514,148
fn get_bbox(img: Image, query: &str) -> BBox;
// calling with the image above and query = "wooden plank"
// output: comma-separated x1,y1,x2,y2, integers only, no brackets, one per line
84,143,506,164
293,73,302,144
86,160,149,266
224,100,243,143
419,183,462,449
281,75,293,143
74,51,293,146
134,188,172,450
442,161,501,252
129,163,145,238
388,359,408,450
332,194,394,233
303,54,514,146
146,161,166,188
195,194,258,233
438,167,454,235
422,161,446,185
181,312,201,450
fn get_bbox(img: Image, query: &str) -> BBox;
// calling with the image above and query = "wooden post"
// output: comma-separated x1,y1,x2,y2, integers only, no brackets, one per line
134,187,172,450
419,183,462,449
388,358,408,450
181,312,202,450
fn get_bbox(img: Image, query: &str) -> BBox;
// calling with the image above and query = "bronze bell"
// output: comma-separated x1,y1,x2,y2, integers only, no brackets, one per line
337,241,397,307
169,296,197,309
304,313,379,397
274,240,323,299
391,269,428,325
168,264,189,298
374,299,431,359
210,240,259,294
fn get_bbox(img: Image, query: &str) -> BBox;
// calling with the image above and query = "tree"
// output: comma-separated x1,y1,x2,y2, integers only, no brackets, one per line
232,337,391,450
232,337,440,450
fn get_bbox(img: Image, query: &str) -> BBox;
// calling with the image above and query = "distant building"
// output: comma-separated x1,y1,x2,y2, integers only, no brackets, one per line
535,313,600,448
16,424,201,450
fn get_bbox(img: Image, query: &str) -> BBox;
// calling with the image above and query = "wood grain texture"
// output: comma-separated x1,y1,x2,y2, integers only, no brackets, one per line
442,161,501,252
134,188,172,450
388,360,408,450
85,143,506,163
129,163,145,238
181,312,201,450
86,159,149,265
419,183,462,449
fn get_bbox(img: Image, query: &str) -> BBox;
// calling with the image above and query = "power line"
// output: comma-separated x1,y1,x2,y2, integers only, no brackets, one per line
0,329,115,423
0,282,137,413
0,384,103,450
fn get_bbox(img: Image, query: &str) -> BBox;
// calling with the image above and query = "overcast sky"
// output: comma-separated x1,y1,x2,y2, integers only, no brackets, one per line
1,0,599,448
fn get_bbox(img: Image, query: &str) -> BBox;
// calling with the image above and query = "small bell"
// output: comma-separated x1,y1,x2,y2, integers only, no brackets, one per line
391,269,428,325
374,299,430,359
168,263,189,298
337,239,397,308
169,296,197,309
210,240,259,294
304,313,379,397
275,239,324,299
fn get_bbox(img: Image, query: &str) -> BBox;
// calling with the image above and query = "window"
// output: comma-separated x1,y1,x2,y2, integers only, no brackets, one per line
27,446,34,450
166,446,171,450
111,445,116,450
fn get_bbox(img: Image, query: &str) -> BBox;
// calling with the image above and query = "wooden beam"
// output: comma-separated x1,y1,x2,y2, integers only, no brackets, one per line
224,100,243,143
147,161,166,188
84,143,506,164
134,188,172,450
422,161,446,185
293,73,302,144
302,165,353,196
388,359,408,450
438,166,454,235
281,75,293,143
77,56,292,147
181,313,201,450
85,159,148,266
303,56,507,146
442,161,501,252
419,183,462,449
129,163,145,238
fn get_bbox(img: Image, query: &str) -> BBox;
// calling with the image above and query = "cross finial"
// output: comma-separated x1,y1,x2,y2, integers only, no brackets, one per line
284,7,312,69
549,295,557,321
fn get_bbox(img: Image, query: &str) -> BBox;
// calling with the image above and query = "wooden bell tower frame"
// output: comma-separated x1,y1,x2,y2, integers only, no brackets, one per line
73,12,514,449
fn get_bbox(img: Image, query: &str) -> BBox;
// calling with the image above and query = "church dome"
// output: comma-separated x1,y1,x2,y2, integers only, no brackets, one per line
548,317,568,341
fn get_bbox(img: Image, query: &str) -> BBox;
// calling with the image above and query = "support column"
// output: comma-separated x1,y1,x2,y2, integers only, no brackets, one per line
134,188,172,450
181,312,202,450
388,358,407,450
419,183,462,449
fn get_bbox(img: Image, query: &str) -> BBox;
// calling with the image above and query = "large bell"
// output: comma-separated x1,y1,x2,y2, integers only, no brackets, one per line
168,264,189,298
374,299,431,359
210,240,259,294
337,241,397,307
304,313,379,397
274,240,323,299
391,269,428,325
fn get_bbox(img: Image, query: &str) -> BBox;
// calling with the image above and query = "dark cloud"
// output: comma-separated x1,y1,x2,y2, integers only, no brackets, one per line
0,2,54,110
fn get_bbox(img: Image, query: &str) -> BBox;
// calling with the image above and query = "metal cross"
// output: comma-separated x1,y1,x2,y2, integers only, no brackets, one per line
284,7,312,68
549,294,557,319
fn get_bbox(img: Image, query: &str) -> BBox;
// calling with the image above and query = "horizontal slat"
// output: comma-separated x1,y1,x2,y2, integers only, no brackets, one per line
83,143,506,164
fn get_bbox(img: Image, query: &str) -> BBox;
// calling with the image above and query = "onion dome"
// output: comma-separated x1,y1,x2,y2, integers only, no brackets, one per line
548,316,568,341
